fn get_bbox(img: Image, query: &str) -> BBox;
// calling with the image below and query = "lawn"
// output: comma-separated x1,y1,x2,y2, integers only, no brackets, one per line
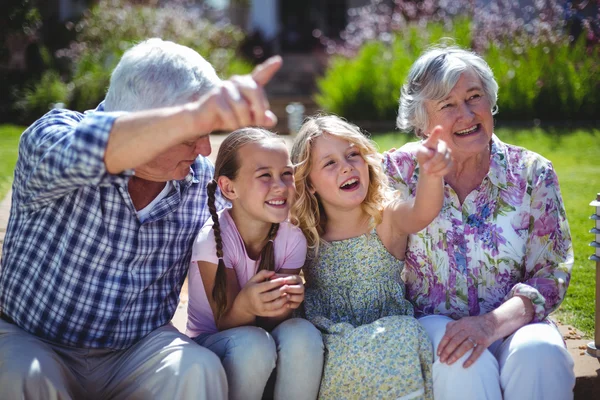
0,124,598,336
371,127,600,337
0,125,23,200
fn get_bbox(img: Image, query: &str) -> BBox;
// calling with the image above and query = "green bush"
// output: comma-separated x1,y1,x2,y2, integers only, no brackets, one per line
316,18,600,125
17,0,252,118
316,18,472,123
14,71,69,121
487,37,600,120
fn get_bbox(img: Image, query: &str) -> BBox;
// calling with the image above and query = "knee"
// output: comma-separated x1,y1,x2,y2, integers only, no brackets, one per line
227,326,277,372
0,353,69,399
434,348,498,381
186,344,225,374
273,318,323,355
502,335,573,374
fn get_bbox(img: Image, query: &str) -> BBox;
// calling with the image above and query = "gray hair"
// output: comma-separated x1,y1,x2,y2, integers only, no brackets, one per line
397,45,498,137
104,38,221,112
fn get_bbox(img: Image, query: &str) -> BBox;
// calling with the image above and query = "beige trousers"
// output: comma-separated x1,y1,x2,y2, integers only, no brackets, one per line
0,318,227,400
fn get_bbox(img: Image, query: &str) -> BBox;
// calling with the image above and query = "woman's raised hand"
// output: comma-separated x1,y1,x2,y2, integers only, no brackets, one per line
416,125,453,177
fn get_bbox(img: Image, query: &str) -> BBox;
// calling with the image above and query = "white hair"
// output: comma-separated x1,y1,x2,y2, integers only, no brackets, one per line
397,45,499,138
104,38,221,112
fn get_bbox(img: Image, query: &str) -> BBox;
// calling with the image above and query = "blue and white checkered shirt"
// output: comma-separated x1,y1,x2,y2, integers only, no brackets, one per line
0,105,226,349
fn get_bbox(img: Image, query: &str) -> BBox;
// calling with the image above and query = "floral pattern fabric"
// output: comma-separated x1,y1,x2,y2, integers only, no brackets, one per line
383,135,573,323
302,232,433,400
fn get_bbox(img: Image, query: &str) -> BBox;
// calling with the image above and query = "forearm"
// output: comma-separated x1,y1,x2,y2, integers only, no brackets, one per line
216,298,257,331
484,295,534,341
104,104,198,173
411,173,444,225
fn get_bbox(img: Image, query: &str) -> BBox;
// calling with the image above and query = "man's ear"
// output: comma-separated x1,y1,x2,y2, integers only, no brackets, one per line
217,176,238,200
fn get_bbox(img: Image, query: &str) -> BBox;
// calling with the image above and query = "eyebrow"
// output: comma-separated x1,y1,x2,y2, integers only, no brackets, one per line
436,86,482,105
254,165,293,172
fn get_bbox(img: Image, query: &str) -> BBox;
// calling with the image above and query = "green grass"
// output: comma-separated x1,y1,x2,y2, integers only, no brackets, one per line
0,125,23,200
371,128,600,337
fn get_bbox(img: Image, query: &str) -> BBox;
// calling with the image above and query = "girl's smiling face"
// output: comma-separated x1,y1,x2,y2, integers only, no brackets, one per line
307,133,369,213
222,140,295,225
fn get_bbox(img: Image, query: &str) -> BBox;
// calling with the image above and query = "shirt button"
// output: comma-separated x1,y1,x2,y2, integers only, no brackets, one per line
119,314,126,321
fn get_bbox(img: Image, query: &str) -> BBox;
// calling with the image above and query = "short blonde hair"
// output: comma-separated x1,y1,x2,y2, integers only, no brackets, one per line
290,115,391,256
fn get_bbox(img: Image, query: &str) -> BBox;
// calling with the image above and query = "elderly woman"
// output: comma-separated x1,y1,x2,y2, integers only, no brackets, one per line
383,46,575,400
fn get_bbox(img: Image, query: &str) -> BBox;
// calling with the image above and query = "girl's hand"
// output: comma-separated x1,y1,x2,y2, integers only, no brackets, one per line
416,126,453,177
437,314,498,368
237,270,291,318
270,275,305,310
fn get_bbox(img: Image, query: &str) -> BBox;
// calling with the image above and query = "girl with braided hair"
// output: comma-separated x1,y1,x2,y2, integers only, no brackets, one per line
186,128,324,400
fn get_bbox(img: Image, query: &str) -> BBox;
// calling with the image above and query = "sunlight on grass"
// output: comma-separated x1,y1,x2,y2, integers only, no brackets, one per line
371,128,600,337
0,125,23,200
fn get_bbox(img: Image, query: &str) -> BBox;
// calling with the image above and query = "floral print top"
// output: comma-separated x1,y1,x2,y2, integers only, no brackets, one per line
383,135,573,323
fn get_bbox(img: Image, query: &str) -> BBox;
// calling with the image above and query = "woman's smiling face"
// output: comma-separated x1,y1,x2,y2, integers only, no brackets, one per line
424,68,494,160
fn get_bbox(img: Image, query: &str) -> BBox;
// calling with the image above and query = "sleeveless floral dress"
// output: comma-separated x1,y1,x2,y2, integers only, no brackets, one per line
302,232,433,400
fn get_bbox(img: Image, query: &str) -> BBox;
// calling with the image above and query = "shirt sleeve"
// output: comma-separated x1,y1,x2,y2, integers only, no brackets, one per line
382,146,418,199
505,161,573,322
13,109,133,209
191,222,220,265
278,224,308,272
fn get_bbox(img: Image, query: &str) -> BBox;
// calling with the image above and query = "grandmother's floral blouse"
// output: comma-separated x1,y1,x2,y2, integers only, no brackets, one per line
383,135,573,323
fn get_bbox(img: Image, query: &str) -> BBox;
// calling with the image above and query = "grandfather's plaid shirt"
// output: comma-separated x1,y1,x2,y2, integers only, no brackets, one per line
0,106,225,349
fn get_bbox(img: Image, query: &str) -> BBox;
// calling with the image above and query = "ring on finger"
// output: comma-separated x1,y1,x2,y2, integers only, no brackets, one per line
467,337,477,348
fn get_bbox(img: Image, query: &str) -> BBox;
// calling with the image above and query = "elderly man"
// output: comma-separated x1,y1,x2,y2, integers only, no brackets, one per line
0,38,281,399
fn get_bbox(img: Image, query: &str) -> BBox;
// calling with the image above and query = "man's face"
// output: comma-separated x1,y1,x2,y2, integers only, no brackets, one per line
134,136,212,181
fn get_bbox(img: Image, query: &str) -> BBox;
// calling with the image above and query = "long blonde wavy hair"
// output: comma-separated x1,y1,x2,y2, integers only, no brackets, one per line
290,115,392,257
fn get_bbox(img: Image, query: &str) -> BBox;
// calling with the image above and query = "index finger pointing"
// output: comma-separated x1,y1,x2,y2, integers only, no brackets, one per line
423,125,444,149
251,56,283,86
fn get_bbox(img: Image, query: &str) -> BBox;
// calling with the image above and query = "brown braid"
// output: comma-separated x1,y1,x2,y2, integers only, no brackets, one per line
257,223,280,273
207,179,228,319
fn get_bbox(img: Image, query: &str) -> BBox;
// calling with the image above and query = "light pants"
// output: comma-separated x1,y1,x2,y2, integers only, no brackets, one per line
0,318,227,400
195,318,324,400
419,315,575,400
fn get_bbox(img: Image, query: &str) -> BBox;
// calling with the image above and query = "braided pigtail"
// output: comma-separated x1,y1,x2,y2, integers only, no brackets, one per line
207,179,228,319
257,223,280,273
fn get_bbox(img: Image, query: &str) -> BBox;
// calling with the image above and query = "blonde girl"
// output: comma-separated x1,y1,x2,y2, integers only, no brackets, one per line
290,115,452,399
186,128,323,400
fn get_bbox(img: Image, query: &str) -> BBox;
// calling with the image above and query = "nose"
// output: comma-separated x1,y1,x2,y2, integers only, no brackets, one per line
458,102,475,122
340,159,353,174
195,136,212,157
272,176,287,193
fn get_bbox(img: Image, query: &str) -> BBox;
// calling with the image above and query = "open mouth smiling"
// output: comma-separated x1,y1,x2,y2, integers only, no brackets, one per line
340,178,360,191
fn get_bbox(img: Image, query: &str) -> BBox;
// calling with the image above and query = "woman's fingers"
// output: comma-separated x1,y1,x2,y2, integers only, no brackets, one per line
463,339,486,368
438,316,494,367
438,329,470,363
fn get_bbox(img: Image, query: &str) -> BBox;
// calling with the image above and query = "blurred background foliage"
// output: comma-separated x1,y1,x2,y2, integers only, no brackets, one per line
1,0,599,126
316,0,600,127
2,0,251,124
